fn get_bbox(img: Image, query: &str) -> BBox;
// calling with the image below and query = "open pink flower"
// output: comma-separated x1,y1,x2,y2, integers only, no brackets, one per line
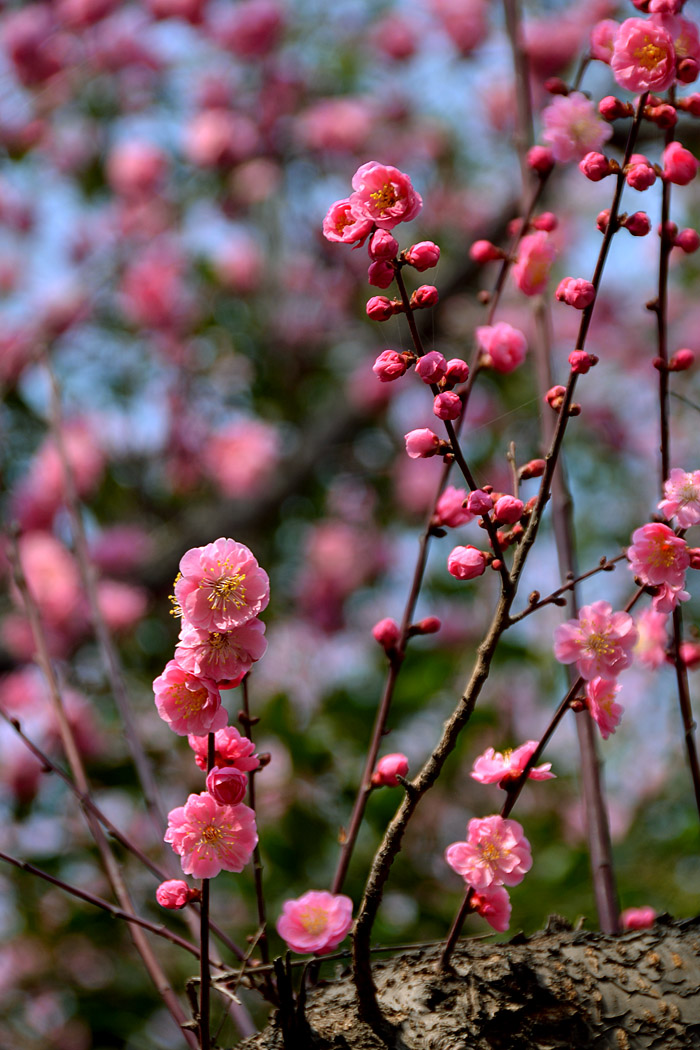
585,677,624,739
542,92,612,163
627,522,689,588
658,468,700,527
471,742,555,787
651,581,690,614
445,815,532,890
434,485,473,528
635,608,669,669
349,161,422,230
512,232,556,296
553,600,638,680
153,660,227,736
174,538,269,633
322,198,373,244
175,618,267,684
188,726,259,772
471,886,511,932
276,890,353,954
611,17,676,92
165,792,257,879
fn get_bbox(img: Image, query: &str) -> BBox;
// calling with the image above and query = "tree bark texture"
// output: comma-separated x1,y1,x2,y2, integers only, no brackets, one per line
238,917,700,1050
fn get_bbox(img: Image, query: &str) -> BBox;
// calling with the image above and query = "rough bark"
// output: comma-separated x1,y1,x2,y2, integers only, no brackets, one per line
238,917,700,1050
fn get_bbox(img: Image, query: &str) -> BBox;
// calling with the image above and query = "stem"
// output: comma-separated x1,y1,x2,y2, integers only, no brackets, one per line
199,733,215,1050
509,554,624,624
240,676,269,964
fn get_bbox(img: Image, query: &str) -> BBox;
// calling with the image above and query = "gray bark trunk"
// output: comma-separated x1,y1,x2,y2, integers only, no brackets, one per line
238,916,700,1050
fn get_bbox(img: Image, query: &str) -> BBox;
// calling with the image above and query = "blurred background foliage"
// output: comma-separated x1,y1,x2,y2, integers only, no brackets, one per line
0,0,699,1046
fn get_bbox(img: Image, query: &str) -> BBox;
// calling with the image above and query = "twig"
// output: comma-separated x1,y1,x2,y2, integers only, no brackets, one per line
509,554,624,624
239,675,269,964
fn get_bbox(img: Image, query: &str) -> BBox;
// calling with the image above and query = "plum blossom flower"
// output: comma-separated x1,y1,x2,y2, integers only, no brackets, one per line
635,608,669,669
471,886,512,932
188,726,259,772
553,600,638,680
651,581,690,614
627,523,689,588
611,18,676,93
434,485,472,528
476,322,527,373
175,619,267,684
371,753,409,786
662,142,698,185
165,792,257,879
349,161,422,230
542,92,612,163
471,742,555,787
658,468,700,527
322,198,373,244
174,538,269,633
445,815,532,890
206,765,248,806
585,677,624,739
405,428,440,459
373,349,408,382
621,906,657,930
447,545,487,580
372,617,401,650
512,232,556,296
153,660,227,737
276,890,353,954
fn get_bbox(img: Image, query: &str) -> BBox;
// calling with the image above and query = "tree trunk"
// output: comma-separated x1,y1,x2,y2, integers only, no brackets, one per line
239,916,700,1050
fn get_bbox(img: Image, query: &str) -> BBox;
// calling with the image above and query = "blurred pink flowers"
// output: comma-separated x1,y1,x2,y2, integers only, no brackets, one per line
165,792,257,878
658,468,700,527
542,92,612,163
276,890,353,954
512,233,556,296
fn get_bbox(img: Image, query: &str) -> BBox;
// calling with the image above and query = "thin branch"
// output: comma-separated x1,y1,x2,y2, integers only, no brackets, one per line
239,676,269,964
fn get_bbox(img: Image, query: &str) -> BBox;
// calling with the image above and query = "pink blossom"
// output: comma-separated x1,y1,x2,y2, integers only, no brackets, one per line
276,891,353,954
189,726,259,772
106,141,167,198
590,19,619,64
635,608,670,669
349,162,422,231
297,99,374,154
435,485,472,528
174,538,269,633
471,741,555,786
206,765,248,806
611,18,676,93
405,428,440,459
405,241,441,271
444,358,469,384
368,260,394,288
447,545,487,581
147,0,208,23
214,236,264,295
542,92,612,163
579,152,613,181
415,351,447,384
662,141,698,184
626,154,656,191
553,600,638,680
476,322,528,373
120,246,193,331
184,109,260,168
651,13,700,67
155,880,197,909
174,618,267,685
97,580,148,633
586,677,624,739
371,753,409,786
203,420,279,499
16,532,82,629
555,277,596,309
512,232,556,296
410,285,439,308
471,886,512,932
445,815,532,890
372,617,401,650
433,391,462,420
527,145,555,175
153,661,226,737
493,495,523,525
466,489,493,515
652,581,690,614
373,349,408,382
470,239,503,263
322,199,373,245
624,211,652,236
658,468,700,527
627,522,689,588
368,230,399,260
366,296,395,321
165,792,257,879
621,906,657,930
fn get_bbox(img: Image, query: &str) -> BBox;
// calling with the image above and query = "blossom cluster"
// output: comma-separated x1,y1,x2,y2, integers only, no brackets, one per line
155,537,268,888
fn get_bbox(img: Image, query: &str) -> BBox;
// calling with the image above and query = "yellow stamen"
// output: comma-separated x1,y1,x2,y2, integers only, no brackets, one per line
370,182,398,214
300,906,328,935
633,39,665,71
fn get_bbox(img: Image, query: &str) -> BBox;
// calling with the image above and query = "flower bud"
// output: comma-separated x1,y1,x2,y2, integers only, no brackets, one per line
366,295,394,321
467,489,493,515
519,458,546,480
494,495,524,524
647,104,677,128
668,348,694,371
677,57,700,84
556,276,595,309
625,159,656,191
526,145,555,175
411,615,441,635
156,880,200,910
469,240,504,263
599,96,633,120
206,766,248,806
368,229,399,261
623,211,651,237
545,385,566,410
663,142,698,185
410,284,439,309
532,212,558,232
372,617,401,650
674,228,700,253
579,152,612,181
371,753,409,786
444,358,469,384
688,547,700,570
405,428,440,458
569,350,596,374
404,240,440,271
447,545,488,580
415,350,447,383
368,260,395,288
679,642,700,668
596,209,611,233
373,349,408,382
433,391,462,420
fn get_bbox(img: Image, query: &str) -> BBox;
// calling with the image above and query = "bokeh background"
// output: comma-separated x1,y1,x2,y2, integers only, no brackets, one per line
1,0,700,1046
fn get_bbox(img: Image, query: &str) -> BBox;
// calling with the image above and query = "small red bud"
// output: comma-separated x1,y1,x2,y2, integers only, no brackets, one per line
669,348,695,371
519,458,546,480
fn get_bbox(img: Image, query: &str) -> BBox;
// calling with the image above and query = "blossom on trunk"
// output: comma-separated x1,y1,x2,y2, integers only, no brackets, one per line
153,660,227,736
445,815,532,890
174,537,269,633
553,600,638,680
276,890,353,954
165,792,257,879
